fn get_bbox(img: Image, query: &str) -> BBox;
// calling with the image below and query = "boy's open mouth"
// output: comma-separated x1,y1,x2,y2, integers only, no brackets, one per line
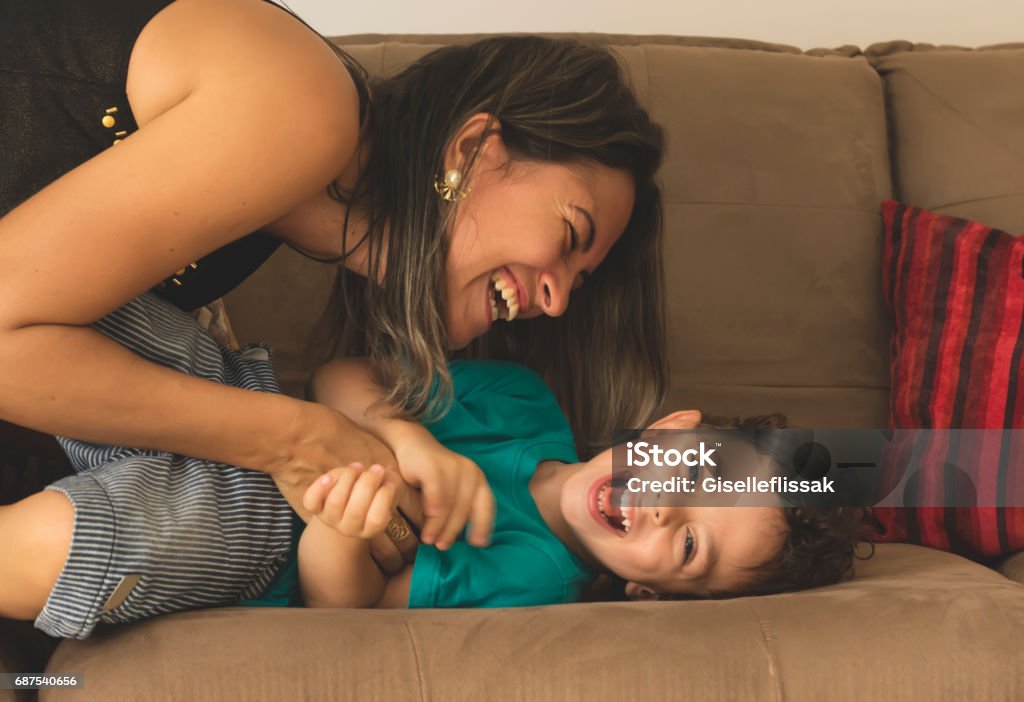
590,473,633,536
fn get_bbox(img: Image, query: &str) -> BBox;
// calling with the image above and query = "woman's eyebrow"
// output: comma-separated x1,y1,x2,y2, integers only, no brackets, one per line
571,205,597,253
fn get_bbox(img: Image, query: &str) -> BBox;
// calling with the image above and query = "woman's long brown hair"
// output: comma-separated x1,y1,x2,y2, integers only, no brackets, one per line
299,34,667,458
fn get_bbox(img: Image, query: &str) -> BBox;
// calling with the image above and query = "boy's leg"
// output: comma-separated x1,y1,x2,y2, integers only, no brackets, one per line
0,491,74,620
30,454,294,640
17,292,293,639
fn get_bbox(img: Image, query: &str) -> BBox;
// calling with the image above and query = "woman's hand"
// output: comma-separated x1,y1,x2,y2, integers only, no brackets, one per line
302,463,399,539
393,439,495,550
271,403,398,521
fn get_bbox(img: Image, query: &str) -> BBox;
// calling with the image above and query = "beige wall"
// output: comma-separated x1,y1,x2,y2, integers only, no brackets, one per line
282,0,1022,50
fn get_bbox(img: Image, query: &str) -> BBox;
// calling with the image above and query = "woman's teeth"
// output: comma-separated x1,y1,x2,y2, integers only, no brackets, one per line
490,272,521,322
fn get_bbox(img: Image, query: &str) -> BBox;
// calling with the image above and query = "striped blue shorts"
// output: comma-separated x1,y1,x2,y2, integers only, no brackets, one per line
34,293,295,639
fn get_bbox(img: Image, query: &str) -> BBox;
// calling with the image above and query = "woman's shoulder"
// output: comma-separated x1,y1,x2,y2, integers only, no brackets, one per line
128,0,360,137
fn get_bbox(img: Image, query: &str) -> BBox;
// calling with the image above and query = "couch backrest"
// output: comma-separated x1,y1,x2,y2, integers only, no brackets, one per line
224,34,1024,430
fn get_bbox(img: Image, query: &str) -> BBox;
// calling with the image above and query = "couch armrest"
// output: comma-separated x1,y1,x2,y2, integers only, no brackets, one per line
997,551,1024,585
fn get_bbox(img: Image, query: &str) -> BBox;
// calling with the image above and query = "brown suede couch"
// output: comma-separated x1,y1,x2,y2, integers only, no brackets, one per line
2,32,1024,702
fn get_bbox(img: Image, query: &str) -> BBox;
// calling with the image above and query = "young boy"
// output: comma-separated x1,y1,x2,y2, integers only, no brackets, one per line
4,294,862,639
253,356,865,609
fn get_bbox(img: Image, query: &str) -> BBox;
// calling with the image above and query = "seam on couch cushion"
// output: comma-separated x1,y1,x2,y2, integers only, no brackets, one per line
929,192,1024,212
897,71,1024,161
399,616,428,702
748,604,785,702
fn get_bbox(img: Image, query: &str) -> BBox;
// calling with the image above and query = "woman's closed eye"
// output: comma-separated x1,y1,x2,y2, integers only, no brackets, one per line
565,220,591,290
567,220,580,252
562,220,579,266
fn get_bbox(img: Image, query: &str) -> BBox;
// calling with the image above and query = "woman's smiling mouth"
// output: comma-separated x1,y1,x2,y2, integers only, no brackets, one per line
488,267,525,322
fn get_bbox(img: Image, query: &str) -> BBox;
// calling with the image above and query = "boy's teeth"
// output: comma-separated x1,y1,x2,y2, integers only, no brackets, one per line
507,302,519,321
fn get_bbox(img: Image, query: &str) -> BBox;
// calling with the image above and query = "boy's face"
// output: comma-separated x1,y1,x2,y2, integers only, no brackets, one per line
559,411,788,599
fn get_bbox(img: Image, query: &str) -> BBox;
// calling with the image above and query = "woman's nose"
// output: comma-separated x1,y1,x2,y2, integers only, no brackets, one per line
538,270,570,317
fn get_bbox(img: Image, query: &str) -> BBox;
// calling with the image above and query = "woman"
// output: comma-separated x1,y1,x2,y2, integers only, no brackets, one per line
0,0,665,635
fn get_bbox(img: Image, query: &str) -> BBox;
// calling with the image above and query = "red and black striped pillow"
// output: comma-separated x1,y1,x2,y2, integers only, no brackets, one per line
871,200,1024,559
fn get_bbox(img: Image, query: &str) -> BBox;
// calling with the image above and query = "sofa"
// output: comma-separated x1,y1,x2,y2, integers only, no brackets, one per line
2,32,1024,701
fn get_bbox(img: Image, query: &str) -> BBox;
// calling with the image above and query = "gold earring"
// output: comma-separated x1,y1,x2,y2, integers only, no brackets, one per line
434,168,470,202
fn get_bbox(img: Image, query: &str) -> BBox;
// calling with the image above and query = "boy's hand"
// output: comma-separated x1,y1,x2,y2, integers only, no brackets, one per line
395,441,495,550
302,463,398,539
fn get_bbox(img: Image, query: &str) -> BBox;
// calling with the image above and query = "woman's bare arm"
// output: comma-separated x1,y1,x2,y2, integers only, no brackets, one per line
0,0,386,480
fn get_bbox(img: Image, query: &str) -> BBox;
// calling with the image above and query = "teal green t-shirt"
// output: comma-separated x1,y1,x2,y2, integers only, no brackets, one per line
239,360,593,608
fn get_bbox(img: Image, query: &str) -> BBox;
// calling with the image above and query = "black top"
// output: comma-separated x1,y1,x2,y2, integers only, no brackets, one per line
0,0,367,311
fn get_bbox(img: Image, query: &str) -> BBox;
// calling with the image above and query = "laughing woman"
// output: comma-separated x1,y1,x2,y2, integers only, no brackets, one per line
0,0,665,637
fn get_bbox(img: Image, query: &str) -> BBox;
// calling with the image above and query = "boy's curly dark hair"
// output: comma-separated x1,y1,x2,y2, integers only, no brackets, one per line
582,412,874,602
694,412,875,599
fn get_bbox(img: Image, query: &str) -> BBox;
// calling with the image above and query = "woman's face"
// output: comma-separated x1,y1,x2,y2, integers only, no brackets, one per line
443,121,636,349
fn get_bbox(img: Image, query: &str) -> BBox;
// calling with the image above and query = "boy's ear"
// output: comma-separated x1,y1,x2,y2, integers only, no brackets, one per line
624,582,662,601
646,410,702,431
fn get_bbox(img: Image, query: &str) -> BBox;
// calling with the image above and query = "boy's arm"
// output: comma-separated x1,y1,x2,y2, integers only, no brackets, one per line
309,359,495,550
298,464,401,608
298,517,389,608
308,358,435,453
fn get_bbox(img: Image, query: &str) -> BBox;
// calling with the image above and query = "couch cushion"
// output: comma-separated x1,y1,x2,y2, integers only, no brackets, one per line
871,201,1024,558
866,42,1024,233
226,35,893,427
647,45,892,429
44,544,1024,701
1000,550,1024,584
